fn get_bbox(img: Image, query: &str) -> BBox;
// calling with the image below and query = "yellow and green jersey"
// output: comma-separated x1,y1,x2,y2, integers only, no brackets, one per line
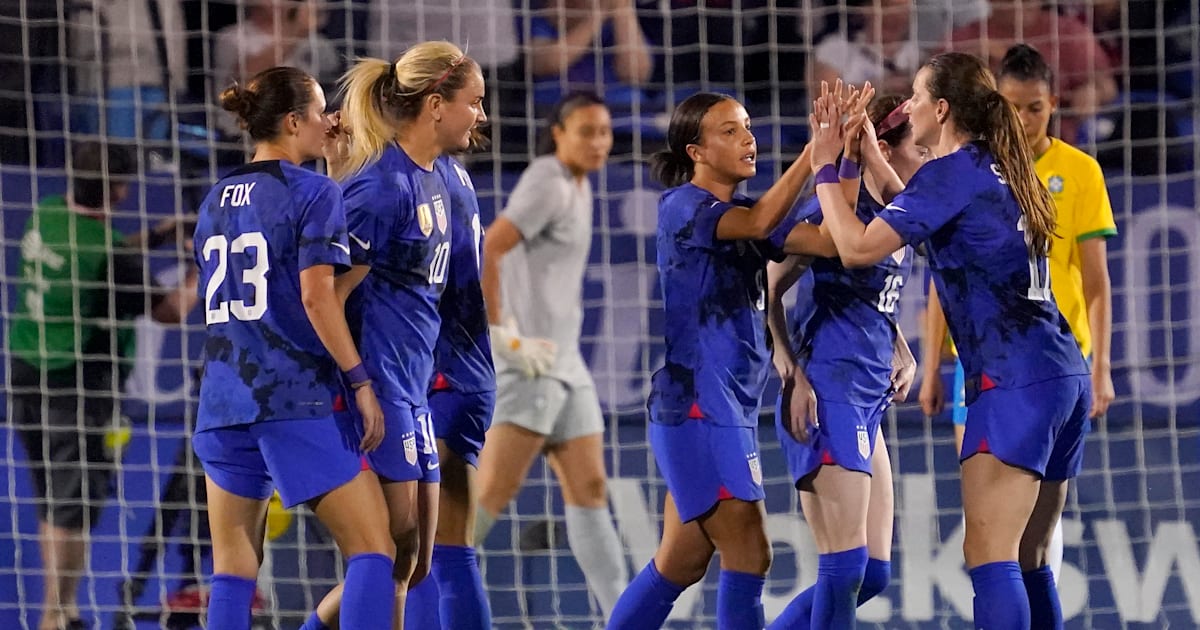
1038,138,1117,358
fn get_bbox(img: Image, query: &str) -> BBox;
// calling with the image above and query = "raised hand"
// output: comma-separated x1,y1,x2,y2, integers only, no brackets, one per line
809,80,846,169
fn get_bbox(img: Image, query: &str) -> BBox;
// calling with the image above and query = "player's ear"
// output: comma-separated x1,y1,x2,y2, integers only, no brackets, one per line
1047,94,1059,117
877,140,890,161
427,93,444,123
685,142,703,165
935,98,950,125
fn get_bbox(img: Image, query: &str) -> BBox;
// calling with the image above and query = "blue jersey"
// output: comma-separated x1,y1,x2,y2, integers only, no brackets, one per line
194,161,351,430
650,183,790,428
878,142,1088,404
432,156,495,393
343,144,452,406
790,189,913,406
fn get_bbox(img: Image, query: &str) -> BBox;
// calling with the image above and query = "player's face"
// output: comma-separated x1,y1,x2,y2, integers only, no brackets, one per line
293,81,331,162
554,104,613,176
906,67,945,150
883,132,930,184
436,69,487,153
999,77,1056,150
693,99,756,182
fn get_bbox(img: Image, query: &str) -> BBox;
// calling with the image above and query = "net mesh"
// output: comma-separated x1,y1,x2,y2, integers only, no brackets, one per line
1,0,1198,628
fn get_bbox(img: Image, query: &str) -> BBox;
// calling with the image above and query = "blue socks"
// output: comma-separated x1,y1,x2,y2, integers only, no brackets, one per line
769,557,889,629
717,570,766,629
970,561,1029,630
607,561,685,630
432,544,491,630
207,574,256,630
1023,565,1063,630
299,611,330,630
404,571,441,629
341,553,396,630
809,547,868,630
860,559,891,602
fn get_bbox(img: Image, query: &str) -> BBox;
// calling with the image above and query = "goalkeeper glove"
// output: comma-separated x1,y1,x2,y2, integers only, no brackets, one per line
490,318,557,378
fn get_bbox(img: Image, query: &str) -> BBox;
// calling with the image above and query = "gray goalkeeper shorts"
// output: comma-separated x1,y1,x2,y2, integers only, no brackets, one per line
493,371,604,444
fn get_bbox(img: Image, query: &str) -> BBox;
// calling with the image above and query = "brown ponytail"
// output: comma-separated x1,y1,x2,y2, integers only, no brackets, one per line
924,52,1056,253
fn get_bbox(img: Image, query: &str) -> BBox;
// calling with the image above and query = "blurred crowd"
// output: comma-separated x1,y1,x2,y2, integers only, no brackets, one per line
0,0,1195,173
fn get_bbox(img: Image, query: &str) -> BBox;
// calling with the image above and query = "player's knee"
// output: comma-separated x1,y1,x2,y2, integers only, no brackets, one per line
569,474,608,508
655,551,709,588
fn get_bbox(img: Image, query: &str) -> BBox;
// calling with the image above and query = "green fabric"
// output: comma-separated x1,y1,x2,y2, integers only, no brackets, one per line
1076,227,1118,242
8,196,125,372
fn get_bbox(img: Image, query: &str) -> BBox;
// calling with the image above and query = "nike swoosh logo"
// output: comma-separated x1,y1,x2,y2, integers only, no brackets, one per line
332,241,350,255
426,461,439,471
349,232,371,250
884,204,907,213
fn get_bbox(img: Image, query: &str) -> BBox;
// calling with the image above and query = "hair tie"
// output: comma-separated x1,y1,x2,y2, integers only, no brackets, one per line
876,99,910,138
427,55,468,93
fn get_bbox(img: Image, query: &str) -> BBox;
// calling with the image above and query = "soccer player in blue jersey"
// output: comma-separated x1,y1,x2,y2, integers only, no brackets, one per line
809,54,1092,630
193,67,395,630
402,153,495,630
607,93,836,630
300,42,487,630
766,91,927,630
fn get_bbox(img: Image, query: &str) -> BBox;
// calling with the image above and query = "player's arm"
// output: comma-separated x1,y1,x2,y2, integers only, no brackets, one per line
110,248,199,324
716,143,814,241
335,265,369,303
768,255,819,442
767,255,810,378
782,222,838,257
481,216,521,326
891,322,916,402
1080,236,1114,417
481,216,556,377
919,278,948,417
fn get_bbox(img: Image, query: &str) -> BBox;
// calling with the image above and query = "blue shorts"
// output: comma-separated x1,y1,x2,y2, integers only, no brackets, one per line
960,374,1092,480
951,360,968,426
193,415,362,509
776,394,887,485
649,419,765,523
361,398,441,484
428,386,495,468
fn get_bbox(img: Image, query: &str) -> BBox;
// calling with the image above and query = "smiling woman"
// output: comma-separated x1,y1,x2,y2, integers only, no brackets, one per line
300,42,491,630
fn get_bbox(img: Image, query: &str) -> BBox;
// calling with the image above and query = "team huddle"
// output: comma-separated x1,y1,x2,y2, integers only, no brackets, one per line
192,36,1112,630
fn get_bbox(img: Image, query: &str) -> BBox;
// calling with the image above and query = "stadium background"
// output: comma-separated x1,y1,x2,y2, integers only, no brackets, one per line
1,0,1198,628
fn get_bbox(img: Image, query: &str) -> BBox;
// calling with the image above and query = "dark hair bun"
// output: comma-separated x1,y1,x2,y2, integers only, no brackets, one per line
219,83,256,129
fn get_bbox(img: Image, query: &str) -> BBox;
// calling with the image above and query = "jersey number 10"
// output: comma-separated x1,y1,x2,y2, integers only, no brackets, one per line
1017,215,1052,301
203,233,270,325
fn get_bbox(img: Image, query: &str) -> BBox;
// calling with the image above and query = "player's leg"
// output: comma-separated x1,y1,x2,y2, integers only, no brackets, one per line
193,424,274,630
303,404,424,630
204,478,269,630
473,374,561,542
545,383,627,619
409,408,443,589
698,497,772,629
429,441,490,630
1017,480,1068,630
799,466,871,630
307,470,399,630
1019,376,1090,630
862,429,895,603
608,492,713,630
408,386,494,630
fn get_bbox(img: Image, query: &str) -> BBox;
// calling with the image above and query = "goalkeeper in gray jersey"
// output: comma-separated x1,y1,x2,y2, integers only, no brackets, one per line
474,93,628,620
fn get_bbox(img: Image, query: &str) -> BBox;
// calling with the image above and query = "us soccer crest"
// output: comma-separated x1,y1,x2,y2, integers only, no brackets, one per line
747,453,763,486
1048,175,1065,195
403,432,418,465
857,425,871,459
417,203,434,237
433,196,448,234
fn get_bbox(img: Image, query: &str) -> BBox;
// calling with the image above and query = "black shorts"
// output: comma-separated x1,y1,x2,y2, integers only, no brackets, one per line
8,358,117,530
